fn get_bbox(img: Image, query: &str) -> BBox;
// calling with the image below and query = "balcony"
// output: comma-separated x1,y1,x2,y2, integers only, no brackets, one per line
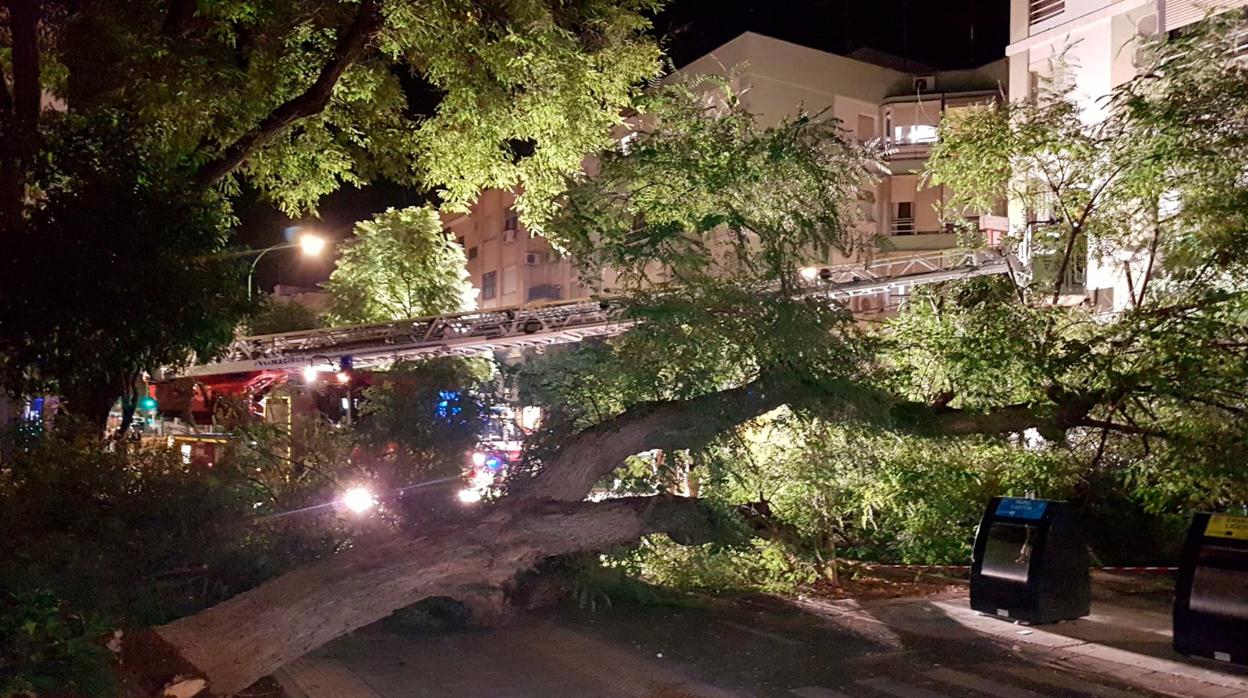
885,124,938,162
883,219,956,251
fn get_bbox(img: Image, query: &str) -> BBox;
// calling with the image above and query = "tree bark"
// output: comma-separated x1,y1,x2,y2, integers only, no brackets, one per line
123,496,717,697
190,0,380,188
513,372,800,503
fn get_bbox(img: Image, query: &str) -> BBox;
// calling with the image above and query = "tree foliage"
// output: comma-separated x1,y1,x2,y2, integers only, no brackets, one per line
0,0,666,427
324,206,476,324
243,296,325,336
547,79,881,289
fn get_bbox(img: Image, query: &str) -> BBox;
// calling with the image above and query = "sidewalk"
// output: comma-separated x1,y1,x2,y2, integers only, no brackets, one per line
791,584,1248,698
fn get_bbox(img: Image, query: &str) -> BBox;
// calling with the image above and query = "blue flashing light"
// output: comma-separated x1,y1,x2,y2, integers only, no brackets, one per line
484,456,502,470
435,390,462,419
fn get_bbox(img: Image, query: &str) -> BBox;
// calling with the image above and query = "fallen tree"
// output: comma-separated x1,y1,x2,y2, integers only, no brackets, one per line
115,368,1109,696
121,495,719,696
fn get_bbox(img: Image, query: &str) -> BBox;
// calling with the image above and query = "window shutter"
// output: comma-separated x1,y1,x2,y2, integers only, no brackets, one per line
1029,0,1065,25
1163,0,1246,32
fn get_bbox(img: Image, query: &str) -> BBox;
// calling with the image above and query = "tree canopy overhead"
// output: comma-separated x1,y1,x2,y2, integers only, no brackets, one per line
0,0,667,425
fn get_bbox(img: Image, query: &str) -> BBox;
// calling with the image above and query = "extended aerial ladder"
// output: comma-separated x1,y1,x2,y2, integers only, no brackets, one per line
177,249,1010,378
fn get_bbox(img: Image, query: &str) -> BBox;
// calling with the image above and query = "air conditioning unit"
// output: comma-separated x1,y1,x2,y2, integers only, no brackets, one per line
524,252,540,266
503,230,516,244
913,75,935,93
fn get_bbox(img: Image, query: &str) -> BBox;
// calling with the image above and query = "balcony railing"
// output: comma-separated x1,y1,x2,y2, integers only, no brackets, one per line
885,142,932,161
890,218,916,235
890,220,957,237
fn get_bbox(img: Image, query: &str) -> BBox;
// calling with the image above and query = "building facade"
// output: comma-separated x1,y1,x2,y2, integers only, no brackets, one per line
445,32,1010,314
1006,0,1247,309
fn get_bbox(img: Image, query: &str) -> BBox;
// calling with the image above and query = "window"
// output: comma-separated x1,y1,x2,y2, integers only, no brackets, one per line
504,209,519,232
1029,0,1063,26
856,114,875,141
892,202,915,235
528,284,562,302
502,265,518,295
468,246,478,260
481,271,497,300
892,124,939,145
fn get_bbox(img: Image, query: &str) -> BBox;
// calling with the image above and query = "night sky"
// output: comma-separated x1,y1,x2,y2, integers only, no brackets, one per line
243,0,1008,292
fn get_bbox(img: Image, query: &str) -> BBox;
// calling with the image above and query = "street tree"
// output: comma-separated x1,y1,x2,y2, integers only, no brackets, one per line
38,18,1248,697
0,0,664,428
915,13,1248,508
324,206,476,324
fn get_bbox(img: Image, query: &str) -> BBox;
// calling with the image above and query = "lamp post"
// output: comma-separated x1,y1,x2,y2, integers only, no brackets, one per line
246,233,327,300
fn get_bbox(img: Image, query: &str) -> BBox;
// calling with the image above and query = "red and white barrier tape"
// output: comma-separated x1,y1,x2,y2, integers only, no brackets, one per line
856,563,1178,573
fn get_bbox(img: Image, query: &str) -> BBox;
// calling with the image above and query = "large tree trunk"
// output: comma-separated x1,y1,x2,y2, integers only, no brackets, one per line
121,496,717,697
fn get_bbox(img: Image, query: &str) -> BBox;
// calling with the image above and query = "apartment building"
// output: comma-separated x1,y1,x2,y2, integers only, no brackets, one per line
445,32,1009,313
1006,0,1247,308
441,189,585,310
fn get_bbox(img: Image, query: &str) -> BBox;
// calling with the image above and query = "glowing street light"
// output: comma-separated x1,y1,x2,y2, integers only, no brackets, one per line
246,231,329,300
341,486,376,514
799,266,820,282
298,233,327,256
457,488,483,504
303,366,321,383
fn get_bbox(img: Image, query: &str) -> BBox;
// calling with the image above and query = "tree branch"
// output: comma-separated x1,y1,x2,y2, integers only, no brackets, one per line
190,0,381,188
513,372,803,503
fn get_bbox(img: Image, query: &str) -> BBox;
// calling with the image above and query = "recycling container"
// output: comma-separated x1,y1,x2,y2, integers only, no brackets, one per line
970,497,1090,624
1174,512,1248,666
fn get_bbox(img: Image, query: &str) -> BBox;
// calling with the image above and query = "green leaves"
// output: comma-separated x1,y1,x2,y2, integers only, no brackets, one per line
546,78,882,288
324,206,475,324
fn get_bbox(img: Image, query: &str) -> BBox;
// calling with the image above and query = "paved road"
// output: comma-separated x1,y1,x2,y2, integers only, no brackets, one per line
276,586,1248,698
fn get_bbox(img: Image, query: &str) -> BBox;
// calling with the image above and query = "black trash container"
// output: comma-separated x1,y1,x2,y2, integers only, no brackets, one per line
1174,512,1248,666
970,497,1090,624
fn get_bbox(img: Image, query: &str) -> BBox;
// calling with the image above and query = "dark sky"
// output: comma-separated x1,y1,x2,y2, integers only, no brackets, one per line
245,0,1008,292
656,0,1007,71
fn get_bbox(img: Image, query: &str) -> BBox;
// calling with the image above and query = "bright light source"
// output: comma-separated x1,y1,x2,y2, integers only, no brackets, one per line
342,486,376,514
298,233,327,256
485,456,502,470
471,452,486,467
519,405,542,430
302,366,320,383
471,470,495,488
336,371,350,384
799,267,819,281
457,488,482,504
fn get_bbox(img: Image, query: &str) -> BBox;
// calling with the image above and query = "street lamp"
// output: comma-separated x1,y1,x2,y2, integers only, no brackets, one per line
247,232,327,300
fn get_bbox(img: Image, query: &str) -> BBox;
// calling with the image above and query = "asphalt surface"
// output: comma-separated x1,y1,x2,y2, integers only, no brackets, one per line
276,587,1229,698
